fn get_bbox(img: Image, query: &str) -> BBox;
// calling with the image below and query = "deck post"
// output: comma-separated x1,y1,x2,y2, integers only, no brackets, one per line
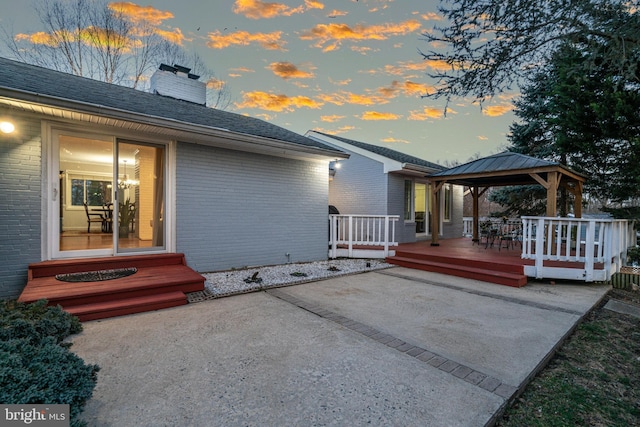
534,217,545,278
348,215,353,258
584,220,595,282
329,215,337,259
383,216,390,257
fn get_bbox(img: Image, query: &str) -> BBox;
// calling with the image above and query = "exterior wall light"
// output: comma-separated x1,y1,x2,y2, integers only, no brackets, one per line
0,121,15,134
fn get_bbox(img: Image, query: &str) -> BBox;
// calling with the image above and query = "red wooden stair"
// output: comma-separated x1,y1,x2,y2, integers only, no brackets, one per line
18,253,205,321
386,245,528,288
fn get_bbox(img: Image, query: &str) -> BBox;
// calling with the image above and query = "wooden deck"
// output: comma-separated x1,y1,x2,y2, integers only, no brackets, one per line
387,237,608,287
387,238,533,287
19,253,205,321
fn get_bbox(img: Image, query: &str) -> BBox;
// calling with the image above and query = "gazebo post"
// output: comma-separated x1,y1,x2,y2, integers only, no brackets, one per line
574,181,583,218
431,181,444,246
545,171,558,217
472,186,480,242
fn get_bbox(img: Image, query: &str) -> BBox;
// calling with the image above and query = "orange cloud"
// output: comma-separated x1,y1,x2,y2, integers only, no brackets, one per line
318,91,389,106
408,107,446,120
382,61,428,76
320,114,346,122
382,137,410,144
483,104,513,117
359,111,401,120
154,28,186,45
15,31,62,46
109,2,174,25
327,9,348,18
269,62,315,79
300,19,421,51
79,26,130,50
379,80,433,98
236,91,323,112
312,125,356,134
329,77,351,86
233,0,323,19
421,12,443,21
206,77,226,91
207,30,286,50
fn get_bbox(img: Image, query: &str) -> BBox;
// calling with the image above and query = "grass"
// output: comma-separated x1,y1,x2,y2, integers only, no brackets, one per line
497,287,640,427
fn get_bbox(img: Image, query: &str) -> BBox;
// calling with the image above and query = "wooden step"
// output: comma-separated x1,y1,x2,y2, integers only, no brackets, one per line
20,265,204,307
28,253,189,279
387,256,528,288
19,253,204,322
65,292,188,322
392,250,524,275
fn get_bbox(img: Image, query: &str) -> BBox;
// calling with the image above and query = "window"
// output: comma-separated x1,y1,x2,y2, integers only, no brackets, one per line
70,178,112,207
404,179,413,221
443,184,452,222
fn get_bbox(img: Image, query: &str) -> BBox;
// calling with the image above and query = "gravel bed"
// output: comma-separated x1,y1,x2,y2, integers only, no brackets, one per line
199,259,392,299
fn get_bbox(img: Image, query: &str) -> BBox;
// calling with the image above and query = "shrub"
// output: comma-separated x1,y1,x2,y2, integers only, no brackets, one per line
0,299,82,344
0,300,98,427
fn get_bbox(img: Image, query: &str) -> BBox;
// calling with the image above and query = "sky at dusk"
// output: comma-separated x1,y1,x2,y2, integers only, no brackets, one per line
1,0,519,164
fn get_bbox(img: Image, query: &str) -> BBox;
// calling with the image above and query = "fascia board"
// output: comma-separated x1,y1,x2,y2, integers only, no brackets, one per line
306,130,403,173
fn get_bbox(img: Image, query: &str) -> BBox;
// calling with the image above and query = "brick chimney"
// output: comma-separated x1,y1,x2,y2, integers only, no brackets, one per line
150,64,206,105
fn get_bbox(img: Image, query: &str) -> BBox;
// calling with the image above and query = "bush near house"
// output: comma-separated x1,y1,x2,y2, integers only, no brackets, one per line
0,300,99,427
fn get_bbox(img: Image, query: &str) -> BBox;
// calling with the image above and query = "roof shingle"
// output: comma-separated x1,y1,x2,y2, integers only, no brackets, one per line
0,57,340,153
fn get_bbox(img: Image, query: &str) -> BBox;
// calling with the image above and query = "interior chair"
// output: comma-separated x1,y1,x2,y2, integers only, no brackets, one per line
128,203,136,233
102,203,113,233
83,202,105,233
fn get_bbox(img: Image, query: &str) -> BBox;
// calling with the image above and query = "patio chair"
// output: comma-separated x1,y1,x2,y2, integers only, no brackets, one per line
498,223,522,251
83,202,105,233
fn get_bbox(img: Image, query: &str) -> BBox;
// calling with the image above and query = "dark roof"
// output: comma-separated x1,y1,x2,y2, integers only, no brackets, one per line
431,152,559,177
314,131,444,171
0,57,341,153
429,151,585,187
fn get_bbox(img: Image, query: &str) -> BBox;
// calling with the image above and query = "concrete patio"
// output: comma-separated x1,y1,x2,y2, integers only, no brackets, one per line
69,267,609,426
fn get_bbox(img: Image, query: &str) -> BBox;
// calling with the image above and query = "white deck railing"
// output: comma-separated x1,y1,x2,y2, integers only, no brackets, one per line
463,217,473,237
329,214,399,259
521,216,635,282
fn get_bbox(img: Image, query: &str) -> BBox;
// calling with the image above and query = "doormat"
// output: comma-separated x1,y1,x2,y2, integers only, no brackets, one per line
55,267,137,282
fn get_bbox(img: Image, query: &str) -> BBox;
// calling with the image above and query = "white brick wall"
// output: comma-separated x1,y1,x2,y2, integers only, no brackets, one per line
0,109,42,298
329,151,387,215
176,142,330,272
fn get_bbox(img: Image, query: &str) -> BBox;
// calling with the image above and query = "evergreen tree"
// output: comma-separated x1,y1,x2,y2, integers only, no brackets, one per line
492,42,640,214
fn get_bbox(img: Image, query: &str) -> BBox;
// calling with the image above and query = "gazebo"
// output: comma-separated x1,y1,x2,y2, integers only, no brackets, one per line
427,152,587,246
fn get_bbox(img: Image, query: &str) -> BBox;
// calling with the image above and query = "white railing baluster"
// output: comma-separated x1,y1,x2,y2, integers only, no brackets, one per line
521,216,632,282
328,214,399,259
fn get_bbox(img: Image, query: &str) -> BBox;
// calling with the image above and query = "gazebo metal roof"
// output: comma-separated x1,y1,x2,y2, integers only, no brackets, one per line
427,152,587,245
429,152,586,187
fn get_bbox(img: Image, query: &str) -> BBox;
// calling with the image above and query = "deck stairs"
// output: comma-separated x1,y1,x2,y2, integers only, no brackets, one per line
18,253,205,321
386,248,528,287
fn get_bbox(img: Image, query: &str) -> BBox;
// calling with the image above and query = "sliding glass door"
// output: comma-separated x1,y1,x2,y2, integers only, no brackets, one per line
116,141,165,253
53,129,166,258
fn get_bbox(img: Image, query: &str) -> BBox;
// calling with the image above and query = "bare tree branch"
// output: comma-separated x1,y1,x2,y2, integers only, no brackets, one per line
422,0,640,104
